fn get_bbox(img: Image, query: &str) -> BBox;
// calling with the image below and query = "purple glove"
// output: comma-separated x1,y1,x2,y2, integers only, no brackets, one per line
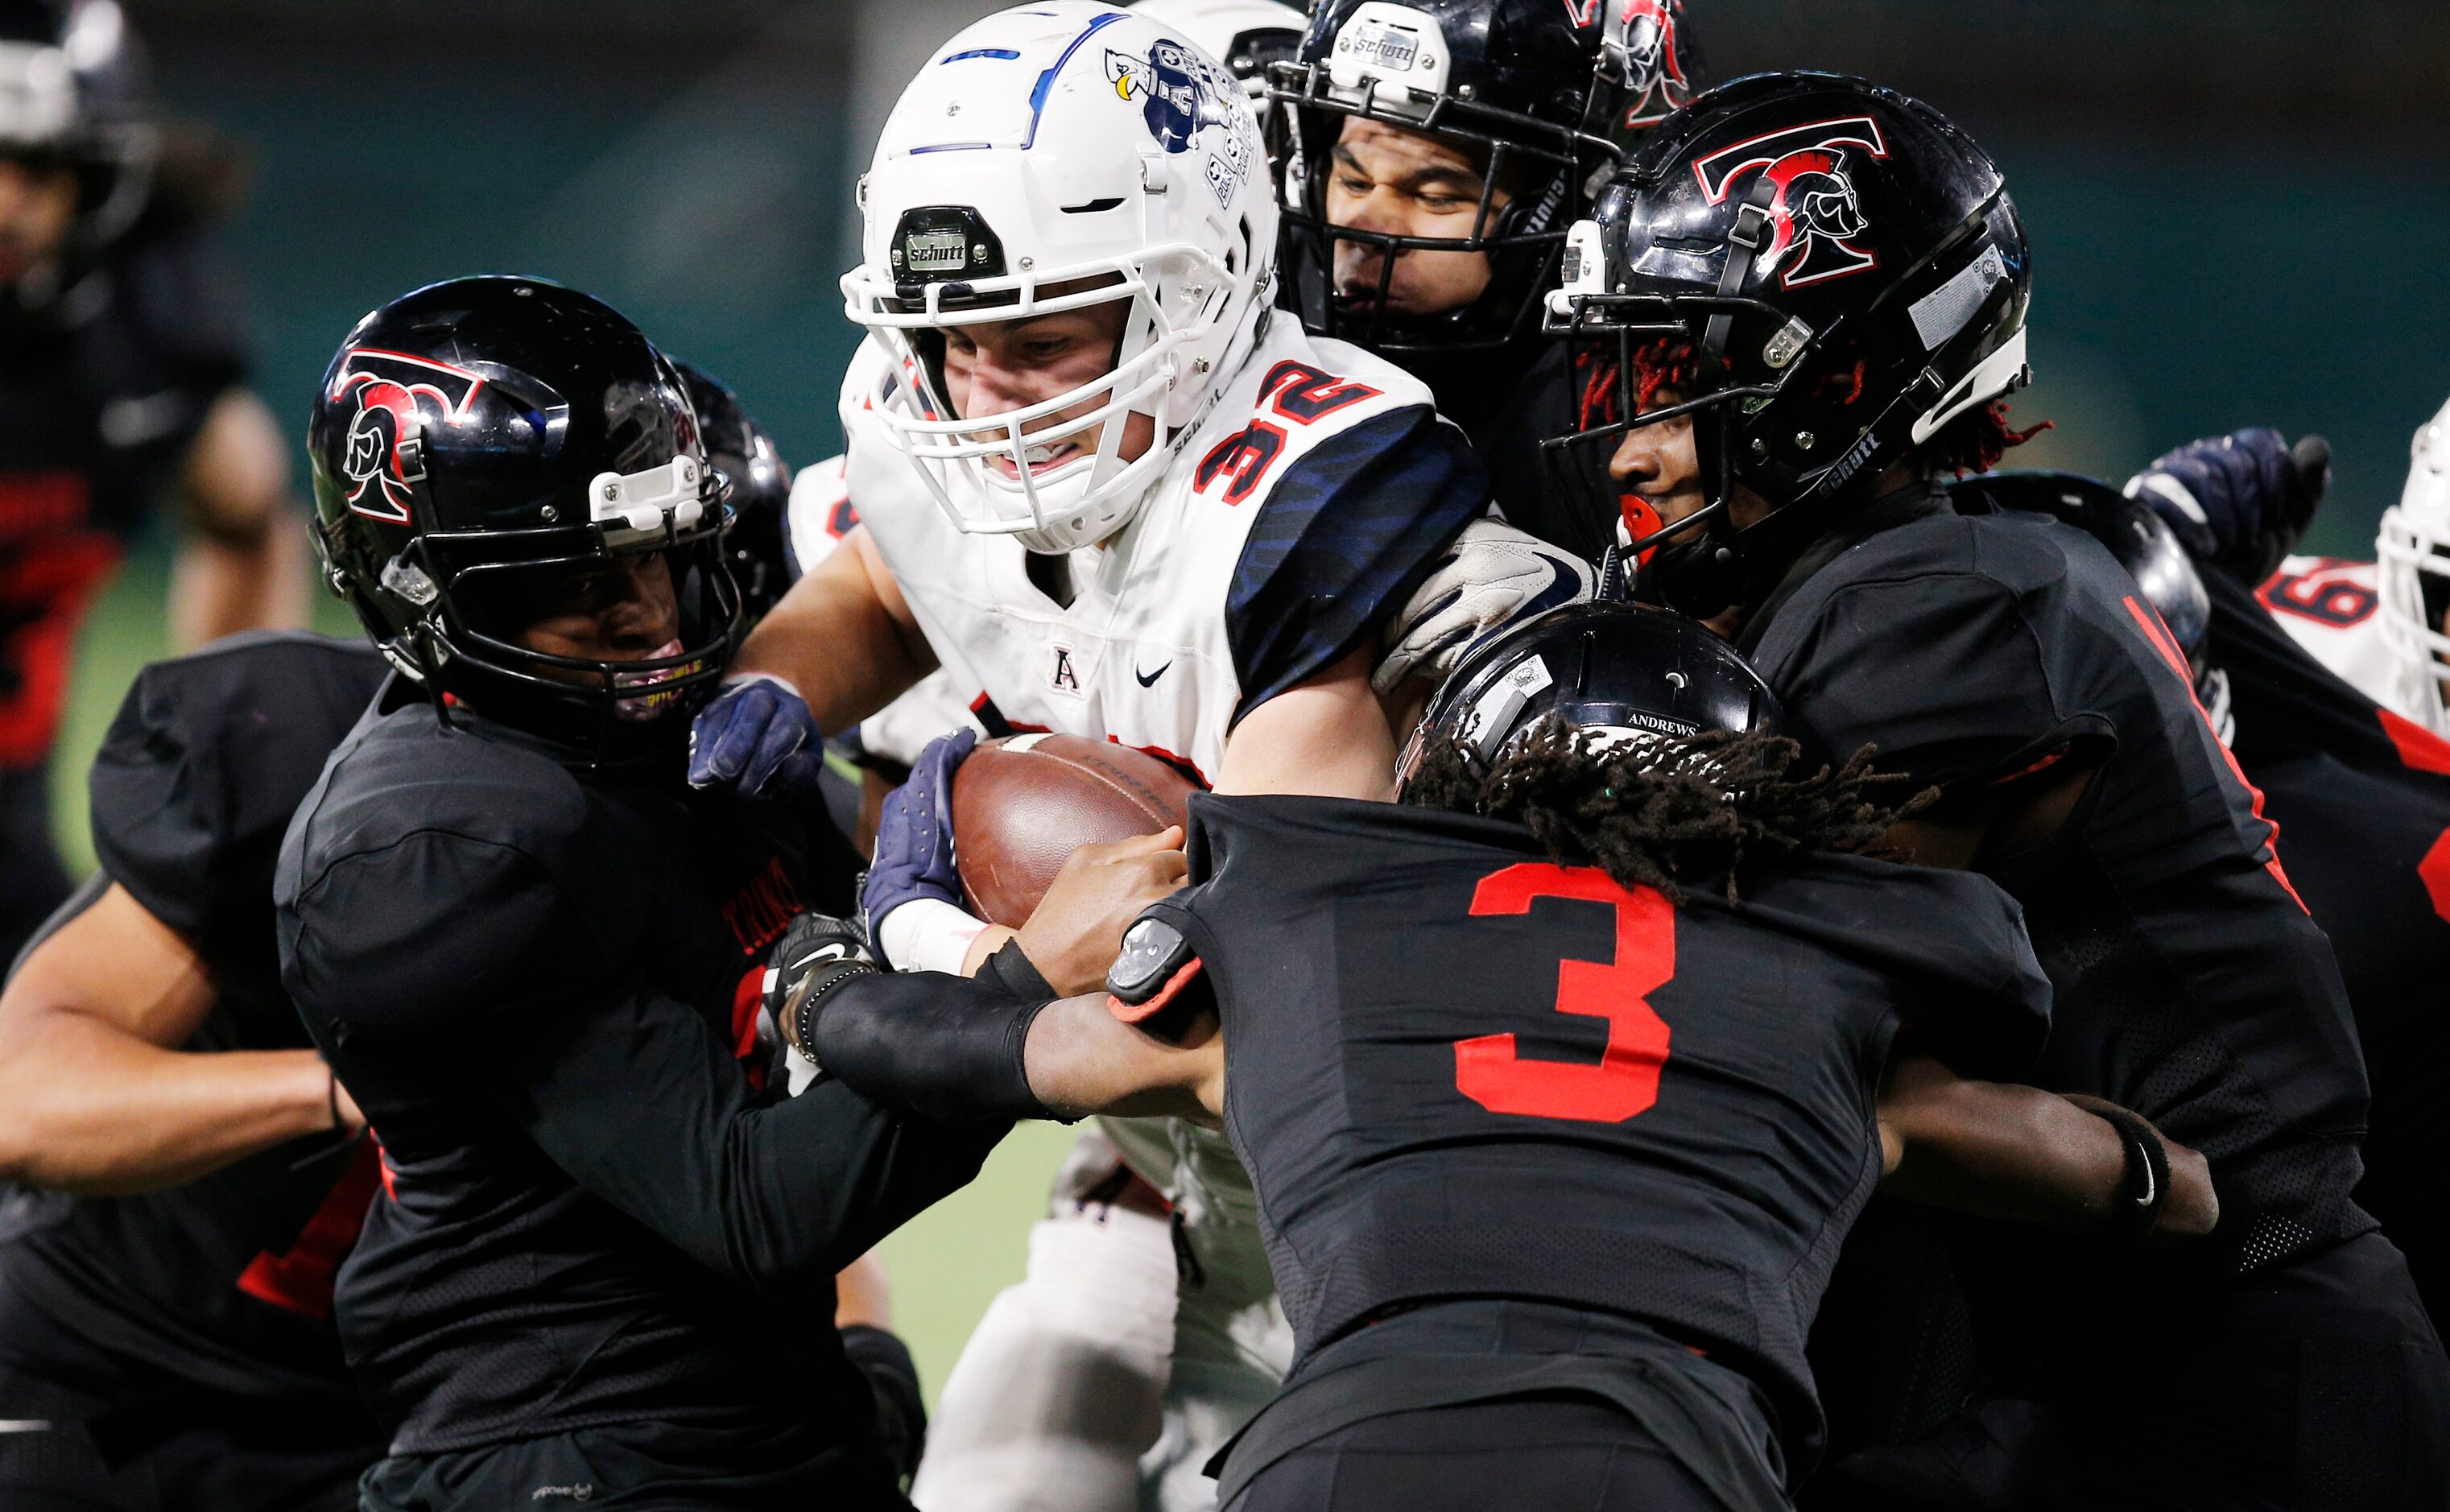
862,728,977,960
688,673,827,796
2124,428,2329,587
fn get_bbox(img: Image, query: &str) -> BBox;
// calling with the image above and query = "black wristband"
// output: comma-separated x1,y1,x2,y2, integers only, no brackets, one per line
978,938,1056,1000
810,969,1057,1123
2091,1105,2170,1242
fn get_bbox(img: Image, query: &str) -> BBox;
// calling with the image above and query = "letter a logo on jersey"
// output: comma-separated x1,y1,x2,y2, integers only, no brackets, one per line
1048,642,1081,695
328,349,491,523
1692,115,1889,289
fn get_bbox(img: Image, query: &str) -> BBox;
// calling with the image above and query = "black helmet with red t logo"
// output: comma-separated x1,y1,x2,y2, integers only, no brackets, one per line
305,276,740,758
1543,72,2031,619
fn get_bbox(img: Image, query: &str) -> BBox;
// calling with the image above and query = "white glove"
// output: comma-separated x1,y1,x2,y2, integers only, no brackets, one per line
1373,518,1596,696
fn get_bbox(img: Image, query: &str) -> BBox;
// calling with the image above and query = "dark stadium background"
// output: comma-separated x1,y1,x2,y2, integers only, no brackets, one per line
46,0,2450,1398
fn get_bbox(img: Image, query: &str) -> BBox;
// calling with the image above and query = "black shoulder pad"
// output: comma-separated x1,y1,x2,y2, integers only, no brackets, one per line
90,633,386,955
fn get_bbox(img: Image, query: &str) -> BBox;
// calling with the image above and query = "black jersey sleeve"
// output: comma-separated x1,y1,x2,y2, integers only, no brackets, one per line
498,968,1006,1291
1226,406,1487,721
89,634,385,959
1757,532,2117,792
287,824,1000,1291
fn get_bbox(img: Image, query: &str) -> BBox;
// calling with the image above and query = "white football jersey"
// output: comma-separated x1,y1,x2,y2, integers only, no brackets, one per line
841,315,1483,784
837,312,1485,1301
785,457,983,770
2256,556,2428,725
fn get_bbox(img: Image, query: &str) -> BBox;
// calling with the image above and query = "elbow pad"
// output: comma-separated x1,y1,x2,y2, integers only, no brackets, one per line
810,968,1053,1123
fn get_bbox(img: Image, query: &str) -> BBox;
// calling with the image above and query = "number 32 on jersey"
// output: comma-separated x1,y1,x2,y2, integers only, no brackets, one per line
1193,361,1382,506
1453,863,1674,1124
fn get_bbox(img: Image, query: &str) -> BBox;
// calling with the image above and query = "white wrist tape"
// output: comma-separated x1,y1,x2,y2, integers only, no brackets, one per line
879,897,991,977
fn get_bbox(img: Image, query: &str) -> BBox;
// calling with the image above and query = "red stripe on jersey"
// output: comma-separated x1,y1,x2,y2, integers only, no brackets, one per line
2122,596,2307,912
1106,735,1208,790
0,531,122,765
237,1139,382,1320
2419,831,2450,925
2380,708,2450,778
731,968,771,1093
1989,746,2071,786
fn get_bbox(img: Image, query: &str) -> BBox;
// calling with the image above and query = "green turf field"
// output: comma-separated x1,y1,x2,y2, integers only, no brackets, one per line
44,547,1066,1405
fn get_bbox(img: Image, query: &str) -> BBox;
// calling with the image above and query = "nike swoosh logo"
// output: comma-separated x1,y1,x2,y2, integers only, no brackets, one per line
1134,661,1171,687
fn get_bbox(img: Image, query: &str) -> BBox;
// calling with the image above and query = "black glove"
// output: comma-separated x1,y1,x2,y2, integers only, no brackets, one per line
762,912,877,1061
2124,428,2330,587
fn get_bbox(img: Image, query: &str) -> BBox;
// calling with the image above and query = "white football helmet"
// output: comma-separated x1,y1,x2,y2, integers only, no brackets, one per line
842,2,1278,555
2377,395,2450,731
1129,0,1304,101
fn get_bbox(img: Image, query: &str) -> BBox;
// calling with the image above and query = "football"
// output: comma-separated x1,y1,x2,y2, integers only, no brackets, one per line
951,733,1199,928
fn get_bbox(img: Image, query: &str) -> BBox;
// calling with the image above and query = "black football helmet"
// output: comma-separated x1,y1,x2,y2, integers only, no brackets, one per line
1399,597,1779,791
671,360,795,626
307,276,741,759
1543,72,2031,619
0,0,155,253
1266,0,1701,357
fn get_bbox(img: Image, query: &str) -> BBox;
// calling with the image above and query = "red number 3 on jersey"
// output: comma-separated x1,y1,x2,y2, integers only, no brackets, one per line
1453,862,1675,1123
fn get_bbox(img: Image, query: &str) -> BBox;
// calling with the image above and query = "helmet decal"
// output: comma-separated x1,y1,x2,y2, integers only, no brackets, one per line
1106,37,1249,200
1693,116,1890,289
1606,0,1692,126
328,349,488,524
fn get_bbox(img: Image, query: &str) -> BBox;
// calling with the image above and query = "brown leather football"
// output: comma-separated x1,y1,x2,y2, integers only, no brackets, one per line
952,733,1198,928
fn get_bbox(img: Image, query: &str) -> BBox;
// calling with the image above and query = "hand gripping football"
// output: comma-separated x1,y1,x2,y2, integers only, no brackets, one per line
949,734,1197,928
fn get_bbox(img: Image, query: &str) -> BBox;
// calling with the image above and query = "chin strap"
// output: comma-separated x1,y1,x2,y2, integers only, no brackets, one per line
1703,176,1779,364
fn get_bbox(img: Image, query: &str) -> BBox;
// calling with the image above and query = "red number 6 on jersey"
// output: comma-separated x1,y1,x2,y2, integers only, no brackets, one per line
1454,862,1675,1123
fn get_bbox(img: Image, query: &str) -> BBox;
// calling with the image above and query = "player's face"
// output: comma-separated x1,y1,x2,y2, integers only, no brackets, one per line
1608,394,1772,536
1325,118,1511,318
510,552,682,666
939,287,1157,479
0,157,79,284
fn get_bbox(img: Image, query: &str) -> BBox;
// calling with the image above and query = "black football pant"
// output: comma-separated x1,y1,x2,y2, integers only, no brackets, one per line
1,764,72,975
1225,1394,1790,1512
357,1417,911,1511
0,1355,374,1512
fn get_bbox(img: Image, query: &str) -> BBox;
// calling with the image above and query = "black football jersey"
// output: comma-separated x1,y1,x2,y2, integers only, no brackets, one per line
0,632,385,1404
0,231,250,770
2201,568,2450,1307
1744,494,2370,1274
276,693,1002,1456
1147,795,2049,1458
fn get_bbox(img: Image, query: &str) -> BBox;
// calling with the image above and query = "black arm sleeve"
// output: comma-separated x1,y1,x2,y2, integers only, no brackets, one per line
811,969,1055,1123
498,971,1008,1293
287,830,1006,1294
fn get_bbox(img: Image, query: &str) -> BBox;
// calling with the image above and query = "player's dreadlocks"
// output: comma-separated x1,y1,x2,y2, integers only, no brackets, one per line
1403,724,1931,903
